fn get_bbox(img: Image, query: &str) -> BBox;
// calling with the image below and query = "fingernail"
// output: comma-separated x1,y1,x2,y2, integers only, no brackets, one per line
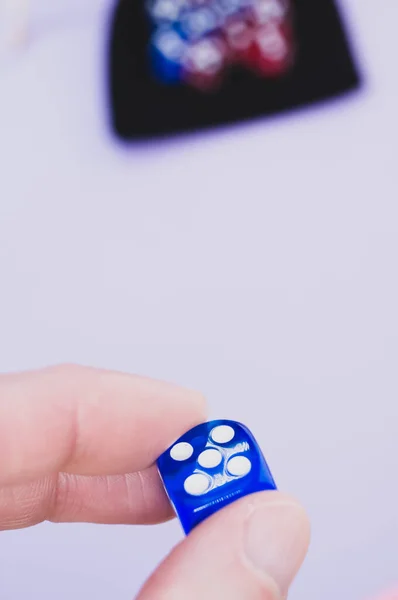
244,502,309,597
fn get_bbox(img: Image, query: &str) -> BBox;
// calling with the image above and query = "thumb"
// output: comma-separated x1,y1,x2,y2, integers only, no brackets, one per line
137,491,310,600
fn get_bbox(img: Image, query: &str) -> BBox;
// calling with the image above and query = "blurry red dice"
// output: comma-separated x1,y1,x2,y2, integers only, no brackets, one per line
147,0,295,89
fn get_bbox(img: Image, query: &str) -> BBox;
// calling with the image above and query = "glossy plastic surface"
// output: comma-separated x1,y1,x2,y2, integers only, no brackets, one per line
157,419,277,534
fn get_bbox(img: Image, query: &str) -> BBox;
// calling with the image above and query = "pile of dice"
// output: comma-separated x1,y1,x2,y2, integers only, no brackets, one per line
146,0,294,90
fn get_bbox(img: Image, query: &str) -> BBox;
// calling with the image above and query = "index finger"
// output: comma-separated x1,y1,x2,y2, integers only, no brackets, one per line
0,364,207,485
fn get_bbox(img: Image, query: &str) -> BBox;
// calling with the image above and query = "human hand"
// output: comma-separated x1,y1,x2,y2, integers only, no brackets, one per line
0,364,310,599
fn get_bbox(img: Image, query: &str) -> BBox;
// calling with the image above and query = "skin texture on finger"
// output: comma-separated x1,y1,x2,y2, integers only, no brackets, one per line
0,364,206,484
137,491,311,600
0,364,206,529
0,465,174,530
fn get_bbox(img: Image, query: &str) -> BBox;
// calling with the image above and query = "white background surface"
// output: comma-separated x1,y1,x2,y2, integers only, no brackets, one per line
0,1,397,598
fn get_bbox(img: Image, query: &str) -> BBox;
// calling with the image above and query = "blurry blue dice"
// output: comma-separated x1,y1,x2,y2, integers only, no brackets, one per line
149,27,187,84
157,419,277,534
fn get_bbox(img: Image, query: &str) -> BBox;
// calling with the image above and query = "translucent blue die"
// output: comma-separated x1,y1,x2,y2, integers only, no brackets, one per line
157,419,277,534
149,27,186,84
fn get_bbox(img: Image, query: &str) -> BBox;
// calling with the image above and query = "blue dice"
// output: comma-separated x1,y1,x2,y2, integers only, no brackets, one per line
149,27,186,84
157,419,277,534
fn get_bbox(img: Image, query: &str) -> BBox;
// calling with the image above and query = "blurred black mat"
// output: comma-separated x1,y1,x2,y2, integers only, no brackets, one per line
108,0,360,140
